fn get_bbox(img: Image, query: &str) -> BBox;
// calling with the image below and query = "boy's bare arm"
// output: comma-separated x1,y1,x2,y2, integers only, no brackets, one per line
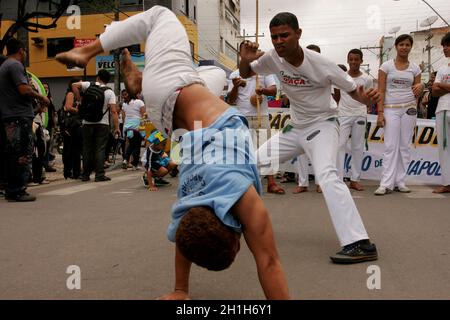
158,246,192,300
232,186,290,300
147,171,158,191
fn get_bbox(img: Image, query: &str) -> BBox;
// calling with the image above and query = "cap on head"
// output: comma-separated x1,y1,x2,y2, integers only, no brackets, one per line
147,130,166,145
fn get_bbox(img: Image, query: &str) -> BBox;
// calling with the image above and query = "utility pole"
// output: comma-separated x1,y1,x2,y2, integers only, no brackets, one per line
425,32,433,79
237,28,265,43
360,46,382,66
114,0,121,97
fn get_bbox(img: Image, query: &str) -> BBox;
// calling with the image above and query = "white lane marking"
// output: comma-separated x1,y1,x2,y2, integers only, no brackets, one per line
41,184,98,196
41,174,140,196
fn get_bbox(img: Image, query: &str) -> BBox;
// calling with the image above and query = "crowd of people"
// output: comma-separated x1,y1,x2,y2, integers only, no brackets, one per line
1,5,449,300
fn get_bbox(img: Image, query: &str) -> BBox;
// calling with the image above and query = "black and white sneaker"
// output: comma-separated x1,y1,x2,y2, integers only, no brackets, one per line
142,174,149,187
330,240,378,264
154,177,171,186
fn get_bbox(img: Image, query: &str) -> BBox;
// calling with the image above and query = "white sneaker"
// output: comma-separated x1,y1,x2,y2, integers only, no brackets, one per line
374,186,391,195
396,185,411,193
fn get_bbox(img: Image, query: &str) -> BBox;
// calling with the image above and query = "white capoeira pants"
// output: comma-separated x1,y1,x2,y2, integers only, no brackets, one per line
296,155,317,187
98,6,225,133
257,119,369,246
380,102,417,190
337,116,366,182
297,155,309,187
436,111,450,186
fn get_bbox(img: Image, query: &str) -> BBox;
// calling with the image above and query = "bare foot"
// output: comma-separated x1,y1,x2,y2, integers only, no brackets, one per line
293,186,308,194
349,181,364,191
157,290,191,300
432,186,450,194
120,49,142,97
55,47,90,68
267,183,285,195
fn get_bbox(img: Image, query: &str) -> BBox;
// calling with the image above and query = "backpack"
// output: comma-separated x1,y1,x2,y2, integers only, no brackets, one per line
78,82,110,122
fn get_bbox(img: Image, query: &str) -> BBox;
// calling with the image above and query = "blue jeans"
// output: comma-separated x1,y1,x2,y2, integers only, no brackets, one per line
3,117,34,196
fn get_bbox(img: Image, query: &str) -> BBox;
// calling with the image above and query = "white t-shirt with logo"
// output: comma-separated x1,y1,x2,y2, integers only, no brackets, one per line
123,99,145,119
81,81,116,126
227,71,277,117
435,64,450,114
339,73,373,117
250,48,357,128
379,59,421,105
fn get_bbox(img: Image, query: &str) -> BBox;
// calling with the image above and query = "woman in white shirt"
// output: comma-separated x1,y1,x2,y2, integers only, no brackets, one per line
375,34,424,195
122,90,146,170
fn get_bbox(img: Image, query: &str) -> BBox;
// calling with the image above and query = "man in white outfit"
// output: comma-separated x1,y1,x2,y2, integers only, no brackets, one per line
337,49,373,191
240,12,380,263
432,32,450,194
228,43,284,194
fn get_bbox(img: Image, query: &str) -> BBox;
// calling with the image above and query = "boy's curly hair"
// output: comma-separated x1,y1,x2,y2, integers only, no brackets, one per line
176,207,241,271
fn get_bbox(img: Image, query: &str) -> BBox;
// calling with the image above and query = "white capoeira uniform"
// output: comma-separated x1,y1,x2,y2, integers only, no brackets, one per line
227,71,277,148
298,89,338,187
337,73,373,181
296,155,311,187
434,64,450,186
378,60,421,190
99,6,226,135
253,48,369,246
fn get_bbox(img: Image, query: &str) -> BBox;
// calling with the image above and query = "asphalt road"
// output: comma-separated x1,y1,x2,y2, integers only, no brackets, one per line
1,169,449,300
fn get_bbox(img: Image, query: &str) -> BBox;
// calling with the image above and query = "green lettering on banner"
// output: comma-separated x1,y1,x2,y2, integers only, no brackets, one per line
280,114,291,128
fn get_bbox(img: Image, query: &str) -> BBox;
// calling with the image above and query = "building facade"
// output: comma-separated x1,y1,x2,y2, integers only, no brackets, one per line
0,0,199,107
197,0,240,75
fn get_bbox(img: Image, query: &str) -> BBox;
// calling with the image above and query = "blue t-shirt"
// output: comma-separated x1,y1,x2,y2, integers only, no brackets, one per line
168,107,262,242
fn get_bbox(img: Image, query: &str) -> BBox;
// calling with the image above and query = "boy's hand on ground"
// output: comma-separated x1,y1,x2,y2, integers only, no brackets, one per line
157,290,191,300
148,186,158,192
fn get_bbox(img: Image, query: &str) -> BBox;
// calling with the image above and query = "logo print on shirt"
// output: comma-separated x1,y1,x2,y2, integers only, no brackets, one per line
391,78,411,89
280,71,313,87
307,130,321,141
406,108,417,116
181,173,206,197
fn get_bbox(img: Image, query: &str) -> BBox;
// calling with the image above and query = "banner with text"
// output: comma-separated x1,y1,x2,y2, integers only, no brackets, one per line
268,109,442,184
96,55,145,75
